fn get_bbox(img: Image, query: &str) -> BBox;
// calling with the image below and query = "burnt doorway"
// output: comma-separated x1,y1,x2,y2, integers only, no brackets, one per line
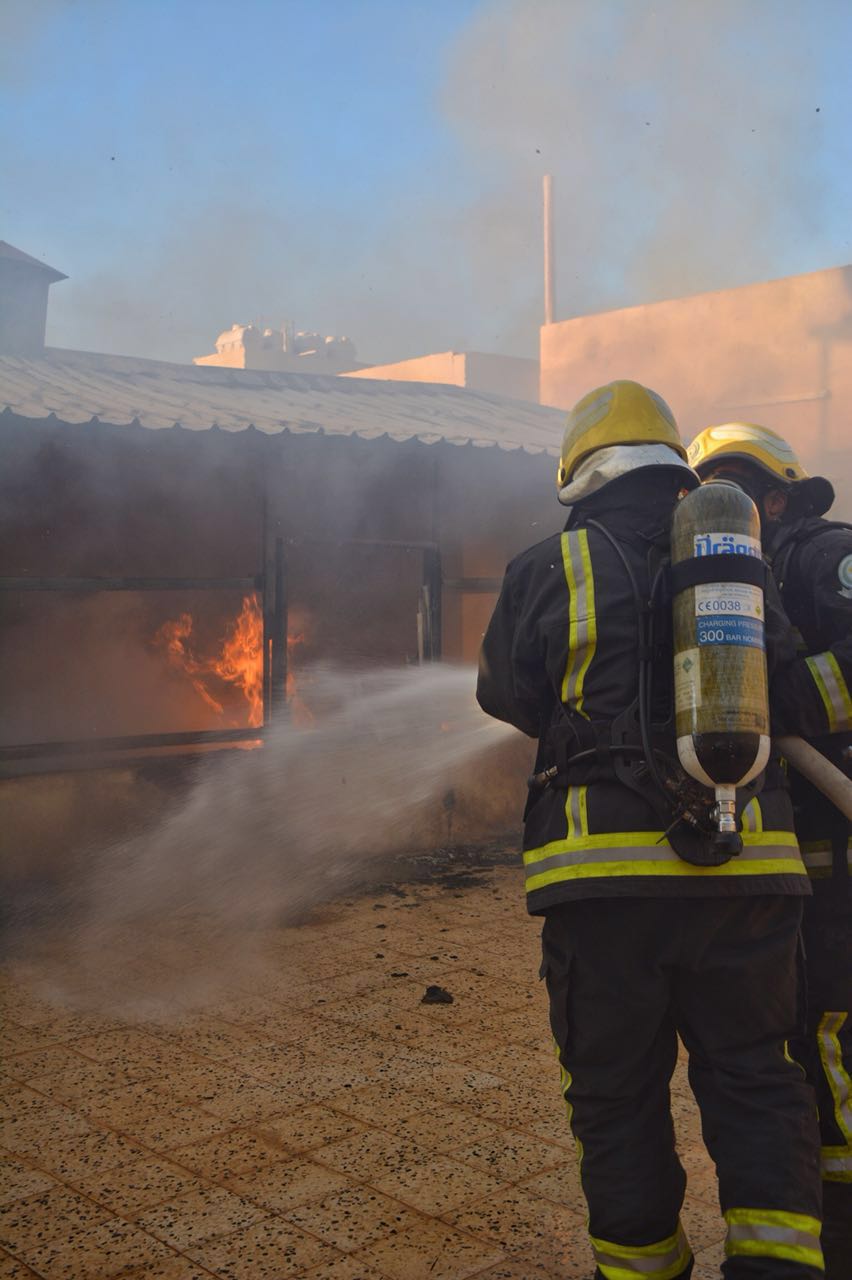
280,537,441,674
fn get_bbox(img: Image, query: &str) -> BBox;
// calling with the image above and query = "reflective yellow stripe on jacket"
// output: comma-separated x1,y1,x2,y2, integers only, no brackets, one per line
560,530,596,717
724,1208,823,1269
524,830,805,894
818,1012,852,1183
542,527,805,890
590,1222,692,1280
806,651,852,732
565,785,589,841
741,797,763,834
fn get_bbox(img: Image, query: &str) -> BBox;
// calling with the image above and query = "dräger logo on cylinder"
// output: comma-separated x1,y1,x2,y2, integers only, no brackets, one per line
693,532,762,558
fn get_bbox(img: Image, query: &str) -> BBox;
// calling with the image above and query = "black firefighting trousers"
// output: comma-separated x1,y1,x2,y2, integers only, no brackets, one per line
792,885,852,1280
541,896,823,1280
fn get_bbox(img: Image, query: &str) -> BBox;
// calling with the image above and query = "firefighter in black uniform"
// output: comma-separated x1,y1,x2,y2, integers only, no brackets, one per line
690,422,852,1278
477,381,839,1279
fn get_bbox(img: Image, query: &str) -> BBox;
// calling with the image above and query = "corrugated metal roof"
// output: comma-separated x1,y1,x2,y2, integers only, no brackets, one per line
0,349,563,454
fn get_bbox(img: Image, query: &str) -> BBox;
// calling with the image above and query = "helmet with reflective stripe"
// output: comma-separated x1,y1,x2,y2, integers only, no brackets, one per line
687,422,808,484
557,380,685,489
688,421,835,517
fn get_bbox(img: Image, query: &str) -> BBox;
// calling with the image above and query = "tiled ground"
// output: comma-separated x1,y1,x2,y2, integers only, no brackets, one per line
1,863,726,1279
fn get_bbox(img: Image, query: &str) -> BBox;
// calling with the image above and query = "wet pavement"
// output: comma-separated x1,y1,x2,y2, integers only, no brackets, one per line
1,862,726,1279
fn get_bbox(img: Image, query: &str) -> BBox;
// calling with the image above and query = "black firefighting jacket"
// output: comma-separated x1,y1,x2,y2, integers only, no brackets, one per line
477,472,834,915
769,515,852,889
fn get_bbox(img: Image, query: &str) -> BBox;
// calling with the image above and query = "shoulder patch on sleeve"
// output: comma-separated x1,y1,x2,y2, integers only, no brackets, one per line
838,552,852,593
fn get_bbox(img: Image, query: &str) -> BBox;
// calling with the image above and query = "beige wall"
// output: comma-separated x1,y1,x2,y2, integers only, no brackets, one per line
464,352,539,403
345,351,466,386
345,350,539,404
540,265,852,514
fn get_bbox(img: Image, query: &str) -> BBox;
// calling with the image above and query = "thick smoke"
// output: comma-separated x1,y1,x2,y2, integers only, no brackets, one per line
7,664,529,1021
12,1,848,365
440,0,843,351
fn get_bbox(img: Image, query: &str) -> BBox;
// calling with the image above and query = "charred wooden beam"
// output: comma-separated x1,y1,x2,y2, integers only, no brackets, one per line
0,577,261,593
270,536,288,714
441,577,503,593
422,547,442,661
0,727,263,761
0,739,262,779
285,537,440,553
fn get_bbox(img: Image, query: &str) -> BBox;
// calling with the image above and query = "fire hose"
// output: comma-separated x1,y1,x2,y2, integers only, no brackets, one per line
776,735,852,822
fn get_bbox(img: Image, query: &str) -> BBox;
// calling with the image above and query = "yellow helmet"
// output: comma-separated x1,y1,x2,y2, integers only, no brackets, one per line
557,380,685,489
687,422,808,484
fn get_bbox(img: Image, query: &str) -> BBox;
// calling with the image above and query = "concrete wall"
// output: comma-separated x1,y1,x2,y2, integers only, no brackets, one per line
0,263,50,356
464,352,540,403
345,350,540,404
346,351,467,387
540,264,852,514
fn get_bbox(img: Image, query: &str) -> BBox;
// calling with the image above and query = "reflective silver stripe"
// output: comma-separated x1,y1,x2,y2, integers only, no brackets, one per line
571,388,613,433
525,840,792,878
823,1146,852,1178
593,1249,683,1276
806,652,852,731
818,1012,852,1142
727,1223,820,1249
740,798,763,834
802,847,833,870
801,843,852,875
591,1221,691,1278
567,785,584,837
724,1209,823,1266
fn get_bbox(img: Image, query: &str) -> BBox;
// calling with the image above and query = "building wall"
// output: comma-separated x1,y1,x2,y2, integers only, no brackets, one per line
464,352,540,403
540,264,852,513
345,351,467,387
0,418,556,746
435,444,558,663
0,263,50,356
344,350,540,404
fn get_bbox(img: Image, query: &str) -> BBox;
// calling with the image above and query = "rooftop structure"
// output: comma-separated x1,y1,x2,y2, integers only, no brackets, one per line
194,323,362,374
0,240,67,357
343,350,539,405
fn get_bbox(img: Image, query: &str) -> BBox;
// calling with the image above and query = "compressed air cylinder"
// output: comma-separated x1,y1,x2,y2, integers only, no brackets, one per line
670,481,770,833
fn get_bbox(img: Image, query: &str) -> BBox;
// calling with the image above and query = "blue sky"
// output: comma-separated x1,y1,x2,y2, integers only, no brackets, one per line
3,0,852,365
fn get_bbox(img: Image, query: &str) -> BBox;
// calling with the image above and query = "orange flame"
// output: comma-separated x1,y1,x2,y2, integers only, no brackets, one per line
213,594,263,726
156,593,263,727
155,595,317,729
155,612,226,717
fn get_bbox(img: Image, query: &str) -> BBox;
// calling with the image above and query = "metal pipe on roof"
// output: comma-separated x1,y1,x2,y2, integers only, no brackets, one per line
543,174,556,326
